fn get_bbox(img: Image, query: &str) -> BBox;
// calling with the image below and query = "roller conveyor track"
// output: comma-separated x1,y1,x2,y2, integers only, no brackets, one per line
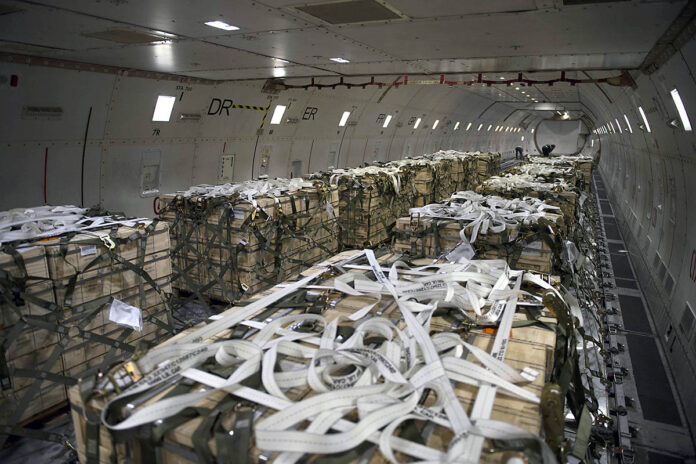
594,172,695,464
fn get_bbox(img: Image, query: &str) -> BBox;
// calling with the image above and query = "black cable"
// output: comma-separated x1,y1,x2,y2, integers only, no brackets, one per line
80,106,93,207
250,135,261,179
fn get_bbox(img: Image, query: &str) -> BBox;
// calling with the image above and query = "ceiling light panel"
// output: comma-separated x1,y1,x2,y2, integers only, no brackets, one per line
204,20,239,31
296,0,401,25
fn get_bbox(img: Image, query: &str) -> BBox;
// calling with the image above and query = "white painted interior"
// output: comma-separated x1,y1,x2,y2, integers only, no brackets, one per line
0,0,695,450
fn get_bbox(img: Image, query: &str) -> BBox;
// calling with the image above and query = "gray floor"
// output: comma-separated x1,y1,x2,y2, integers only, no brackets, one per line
595,172,694,463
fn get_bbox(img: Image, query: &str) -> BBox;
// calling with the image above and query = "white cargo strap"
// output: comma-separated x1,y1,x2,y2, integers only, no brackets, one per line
100,250,555,463
483,173,573,194
0,205,152,244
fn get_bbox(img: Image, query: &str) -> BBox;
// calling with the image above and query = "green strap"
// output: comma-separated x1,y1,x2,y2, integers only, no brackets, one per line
571,405,592,461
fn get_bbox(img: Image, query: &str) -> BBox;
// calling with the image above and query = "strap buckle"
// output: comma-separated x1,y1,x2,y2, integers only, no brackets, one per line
100,236,116,250
123,361,142,383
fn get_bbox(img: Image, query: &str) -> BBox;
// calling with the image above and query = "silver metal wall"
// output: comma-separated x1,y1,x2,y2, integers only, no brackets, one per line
0,66,531,217
582,37,696,442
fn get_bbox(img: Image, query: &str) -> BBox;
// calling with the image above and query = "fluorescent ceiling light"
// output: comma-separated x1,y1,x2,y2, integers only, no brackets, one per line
487,125,492,131
615,118,622,133
273,67,286,78
670,88,692,131
152,30,176,38
638,106,651,132
521,136,524,141
609,121,615,133
414,117,422,129
454,121,460,130
205,20,239,31
466,122,472,130
531,128,535,133
274,58,290,63
383,115,392,128
338,111,350,127
270,104,286,125
330,57,350,63
432,119,439,129
477,123,483,131
624,114,633,133
152,95,176,122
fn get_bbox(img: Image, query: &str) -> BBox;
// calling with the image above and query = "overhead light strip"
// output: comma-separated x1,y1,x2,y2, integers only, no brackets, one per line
670,88,692,131
638,106,651,132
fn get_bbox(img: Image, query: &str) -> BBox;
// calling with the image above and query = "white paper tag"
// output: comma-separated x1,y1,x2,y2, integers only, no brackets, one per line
109,298,143,331
80,245,97,256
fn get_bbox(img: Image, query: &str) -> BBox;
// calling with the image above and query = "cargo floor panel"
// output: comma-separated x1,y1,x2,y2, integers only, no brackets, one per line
625,333,683,426
597,173,695,460
611,253,636,279
609,242,627,253
600,200,614,215
619,294,652,333
603,222,622,240
646,451,686,464
615,277,639,289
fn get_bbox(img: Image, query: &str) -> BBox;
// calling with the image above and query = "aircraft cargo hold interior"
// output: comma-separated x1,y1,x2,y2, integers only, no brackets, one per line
0,1,695,463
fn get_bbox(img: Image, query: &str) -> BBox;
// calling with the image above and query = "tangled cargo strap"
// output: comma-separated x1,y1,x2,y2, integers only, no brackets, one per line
70,249,599,464
394,192,566,274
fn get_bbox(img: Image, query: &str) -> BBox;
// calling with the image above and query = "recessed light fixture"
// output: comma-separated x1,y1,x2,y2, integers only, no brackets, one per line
383,115,392,128
466,122,472,130
338,111,350,127
615,118,622,133
152,95,176,122
454,121,460,130
531,128,535,133
624,114,633,133
487,125,492,131
521,136,525,141
477,123,483,131
670,88,692,131
432,119,439,129
638,106,651,132
204,20,240,31
414,118,422,129
330,57,350,63
515,87,520,90
270,104,286,125
499,76,505,80
152,30,177,38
